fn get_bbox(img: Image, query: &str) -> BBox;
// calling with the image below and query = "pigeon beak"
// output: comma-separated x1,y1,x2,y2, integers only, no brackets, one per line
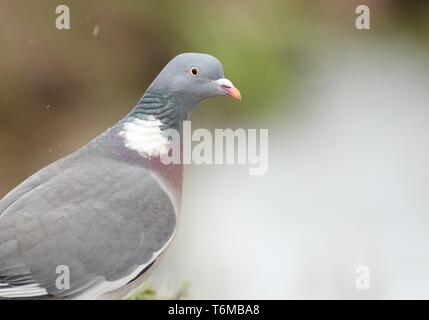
216,78,242,101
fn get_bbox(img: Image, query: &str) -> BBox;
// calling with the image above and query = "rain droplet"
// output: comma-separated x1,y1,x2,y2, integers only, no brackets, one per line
93,25,100,37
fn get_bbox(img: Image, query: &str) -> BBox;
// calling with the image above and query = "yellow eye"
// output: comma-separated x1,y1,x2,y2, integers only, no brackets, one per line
189,66,200,77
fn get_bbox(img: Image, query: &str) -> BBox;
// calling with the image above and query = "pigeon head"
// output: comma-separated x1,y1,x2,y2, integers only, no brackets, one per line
119,53,241,158
149,53,241,104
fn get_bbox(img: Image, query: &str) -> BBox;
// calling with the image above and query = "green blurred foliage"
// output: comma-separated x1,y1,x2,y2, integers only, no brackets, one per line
125,281,190,300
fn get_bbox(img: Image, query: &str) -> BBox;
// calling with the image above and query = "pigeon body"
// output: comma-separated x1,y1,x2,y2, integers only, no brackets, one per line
0,53,240,299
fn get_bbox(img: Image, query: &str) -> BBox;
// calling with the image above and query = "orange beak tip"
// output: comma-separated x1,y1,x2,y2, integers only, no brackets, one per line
229,87,242,101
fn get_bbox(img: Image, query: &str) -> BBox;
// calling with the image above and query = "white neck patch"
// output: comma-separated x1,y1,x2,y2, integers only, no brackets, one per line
119,117,169,157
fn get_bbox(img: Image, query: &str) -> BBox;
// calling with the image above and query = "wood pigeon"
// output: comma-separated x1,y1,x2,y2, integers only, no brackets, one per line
0,53,241,299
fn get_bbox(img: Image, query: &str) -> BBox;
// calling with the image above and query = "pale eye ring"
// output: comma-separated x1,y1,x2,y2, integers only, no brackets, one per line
189,66,200,78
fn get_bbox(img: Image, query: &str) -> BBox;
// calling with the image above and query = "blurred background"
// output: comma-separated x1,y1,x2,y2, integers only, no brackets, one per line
1,0,429,299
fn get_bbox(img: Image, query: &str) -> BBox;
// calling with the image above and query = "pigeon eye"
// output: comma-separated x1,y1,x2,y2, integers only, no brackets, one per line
189,66,200,78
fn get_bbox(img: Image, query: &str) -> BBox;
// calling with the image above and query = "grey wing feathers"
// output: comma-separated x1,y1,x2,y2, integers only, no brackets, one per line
0,157,71,217
0,156,176,299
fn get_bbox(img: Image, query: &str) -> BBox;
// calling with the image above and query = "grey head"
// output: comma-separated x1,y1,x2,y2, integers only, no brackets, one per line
128,53,241,131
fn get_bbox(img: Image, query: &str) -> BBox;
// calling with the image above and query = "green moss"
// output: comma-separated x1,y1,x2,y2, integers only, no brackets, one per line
125,281,190,300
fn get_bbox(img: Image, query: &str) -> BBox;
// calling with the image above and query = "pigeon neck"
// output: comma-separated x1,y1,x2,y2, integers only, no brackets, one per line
118,92,193,159
129,91,192,131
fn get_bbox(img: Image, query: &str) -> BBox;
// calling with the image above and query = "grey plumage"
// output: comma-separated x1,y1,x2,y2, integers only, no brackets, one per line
0,153,176,299
0,53,241,299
